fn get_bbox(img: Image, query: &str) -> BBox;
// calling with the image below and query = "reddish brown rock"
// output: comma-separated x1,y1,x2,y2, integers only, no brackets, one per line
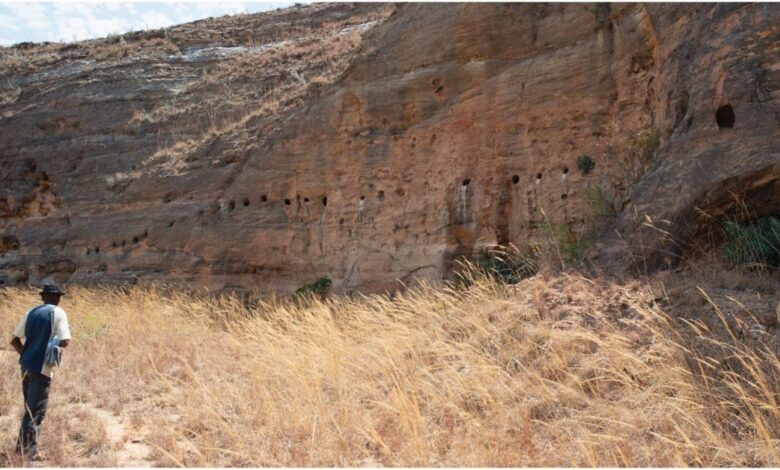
0,3,778,292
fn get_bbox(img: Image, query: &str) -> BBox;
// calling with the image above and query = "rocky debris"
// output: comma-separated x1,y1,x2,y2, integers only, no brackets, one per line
0,3,778,292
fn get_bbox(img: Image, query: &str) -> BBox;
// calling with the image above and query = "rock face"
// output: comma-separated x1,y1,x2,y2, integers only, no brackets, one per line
0,3,778,292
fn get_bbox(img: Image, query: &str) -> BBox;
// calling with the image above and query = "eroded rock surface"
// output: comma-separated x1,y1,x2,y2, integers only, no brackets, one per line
0,3,778,292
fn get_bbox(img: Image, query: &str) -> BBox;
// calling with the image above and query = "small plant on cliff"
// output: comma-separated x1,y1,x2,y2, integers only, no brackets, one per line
600,122,661,185
295,276,332,298
584,185,619,224
720,216,780,269
624,126,660,186
576,155,596,174
542,223,590,265
598,122,661,208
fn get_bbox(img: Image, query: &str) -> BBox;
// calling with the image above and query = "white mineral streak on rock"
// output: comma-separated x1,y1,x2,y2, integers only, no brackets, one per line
338,20,379,35
459,184,468,224
357,198,365,222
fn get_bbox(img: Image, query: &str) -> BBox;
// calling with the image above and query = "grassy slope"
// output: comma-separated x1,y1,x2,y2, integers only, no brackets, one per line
0,268,779,466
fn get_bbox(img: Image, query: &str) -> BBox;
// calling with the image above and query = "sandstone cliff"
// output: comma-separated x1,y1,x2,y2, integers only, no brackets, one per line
0,3,778,292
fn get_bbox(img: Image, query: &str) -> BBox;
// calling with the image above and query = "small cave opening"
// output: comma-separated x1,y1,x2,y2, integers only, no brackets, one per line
261,194,268,202
360,195,365,201
561,194,568,200
378,190,385,201
304,197,309,203
112,241,117,248
563,167,569,175
536,172,542,180
511,175,520,185
132,236,139,244
228,200,236,210
678,165,780,268
432,78,443,96
95,246,100,254
163,194,173,204
243,198,250,207
284,198,291,205
168,221,175,227
395,188,406,197
462,178,471,186
322,196,328,206
716,104,735,129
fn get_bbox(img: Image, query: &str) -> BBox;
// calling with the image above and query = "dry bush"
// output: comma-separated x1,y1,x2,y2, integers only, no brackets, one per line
89,37,180,61
1,271,779,466
0,86,22,108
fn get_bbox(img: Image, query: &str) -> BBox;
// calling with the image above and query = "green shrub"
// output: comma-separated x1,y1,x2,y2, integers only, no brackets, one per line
584,185,618,222
478,247,538,284
542,223,590,265
294,276,332,297
720,217,780,268
577,155,596,174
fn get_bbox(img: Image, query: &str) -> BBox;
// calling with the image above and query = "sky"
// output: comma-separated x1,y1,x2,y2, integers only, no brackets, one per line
0,1,298,46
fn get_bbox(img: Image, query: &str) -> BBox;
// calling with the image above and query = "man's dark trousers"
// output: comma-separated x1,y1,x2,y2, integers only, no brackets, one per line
16,369,50,458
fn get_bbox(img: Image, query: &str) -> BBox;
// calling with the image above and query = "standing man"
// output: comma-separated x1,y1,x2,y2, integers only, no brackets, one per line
9,284,71,461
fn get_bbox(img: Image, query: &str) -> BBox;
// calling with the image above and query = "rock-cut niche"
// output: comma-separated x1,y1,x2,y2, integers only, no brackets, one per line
716,104,735,129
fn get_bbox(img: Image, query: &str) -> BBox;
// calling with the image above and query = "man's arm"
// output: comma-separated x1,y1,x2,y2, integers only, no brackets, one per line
54,308,71,348
10,336,22,355
12,310,28,354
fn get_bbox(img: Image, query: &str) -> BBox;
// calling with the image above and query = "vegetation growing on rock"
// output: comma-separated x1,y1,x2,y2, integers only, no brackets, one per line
721,216,780,269
576,154,596,174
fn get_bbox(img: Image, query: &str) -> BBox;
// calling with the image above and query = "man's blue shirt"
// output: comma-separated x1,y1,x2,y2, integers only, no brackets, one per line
19,305,54,375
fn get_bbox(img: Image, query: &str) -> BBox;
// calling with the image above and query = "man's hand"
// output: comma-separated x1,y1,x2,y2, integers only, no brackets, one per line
10,337,23,355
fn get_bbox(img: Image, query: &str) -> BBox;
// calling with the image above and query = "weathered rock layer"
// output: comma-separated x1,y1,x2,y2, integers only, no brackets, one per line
1,3,778,292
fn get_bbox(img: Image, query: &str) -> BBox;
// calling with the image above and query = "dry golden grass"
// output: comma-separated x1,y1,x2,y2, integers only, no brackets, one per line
1,269,779,466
